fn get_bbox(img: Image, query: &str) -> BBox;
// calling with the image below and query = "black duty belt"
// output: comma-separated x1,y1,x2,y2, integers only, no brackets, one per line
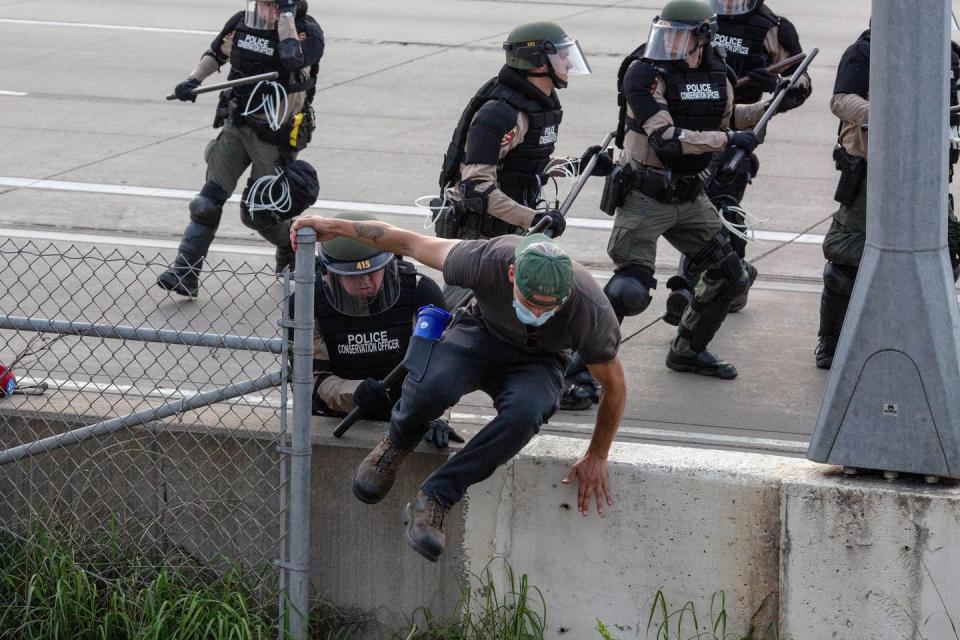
632,165,703,204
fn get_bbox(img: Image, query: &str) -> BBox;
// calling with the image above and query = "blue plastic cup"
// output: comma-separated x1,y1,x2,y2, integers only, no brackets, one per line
413,305,452,341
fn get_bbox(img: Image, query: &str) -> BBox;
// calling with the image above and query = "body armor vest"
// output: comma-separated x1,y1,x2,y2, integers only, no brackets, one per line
314,263,417,382
440,67,563,208
713,6,779,103
657,55,729,174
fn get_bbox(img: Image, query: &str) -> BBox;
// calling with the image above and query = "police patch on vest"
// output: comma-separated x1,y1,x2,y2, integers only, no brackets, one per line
236,34,276,56
539,125,558,145
501,127,517,147
337,331,401,355
680,83,721,100
713,34,749,56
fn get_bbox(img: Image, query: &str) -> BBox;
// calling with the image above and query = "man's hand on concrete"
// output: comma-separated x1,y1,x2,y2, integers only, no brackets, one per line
562,453,613,516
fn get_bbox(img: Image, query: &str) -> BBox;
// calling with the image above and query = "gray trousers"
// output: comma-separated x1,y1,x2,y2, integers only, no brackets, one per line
389,314,564,507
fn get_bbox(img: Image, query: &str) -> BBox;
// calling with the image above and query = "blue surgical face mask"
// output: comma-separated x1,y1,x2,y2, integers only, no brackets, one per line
513,296,557,327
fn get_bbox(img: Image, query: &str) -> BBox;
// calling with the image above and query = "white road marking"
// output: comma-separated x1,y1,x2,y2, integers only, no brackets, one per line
0,176,828,245
13,375,806,454
0,18,216,36
0,90,27,97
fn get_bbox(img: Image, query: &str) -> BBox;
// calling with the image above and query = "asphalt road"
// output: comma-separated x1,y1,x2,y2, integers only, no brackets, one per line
0,0,941,455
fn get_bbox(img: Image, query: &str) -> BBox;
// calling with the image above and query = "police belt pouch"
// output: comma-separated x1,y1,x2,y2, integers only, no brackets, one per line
632,166,702,204
600,164,631,216
431,197,463,239
833,145,866,206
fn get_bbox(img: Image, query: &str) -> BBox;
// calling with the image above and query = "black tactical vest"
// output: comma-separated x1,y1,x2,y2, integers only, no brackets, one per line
657,54,729,174
713,6,779,103
228,22,287,97
314,263,417,382
439,66,563,207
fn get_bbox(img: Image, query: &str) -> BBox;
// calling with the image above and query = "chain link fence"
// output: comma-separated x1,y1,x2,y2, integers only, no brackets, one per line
0,234,316,638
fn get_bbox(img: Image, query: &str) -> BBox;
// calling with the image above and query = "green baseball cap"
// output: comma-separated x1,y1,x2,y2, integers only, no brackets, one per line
514,234,573,303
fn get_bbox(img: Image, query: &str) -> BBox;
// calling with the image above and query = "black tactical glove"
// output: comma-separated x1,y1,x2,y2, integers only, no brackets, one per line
745,68,780,93
531,209,566,239
174,77,201,102
772,84,809,113
423,418,465,449
352,378,393,416
578,145,615,177
726,130,760,153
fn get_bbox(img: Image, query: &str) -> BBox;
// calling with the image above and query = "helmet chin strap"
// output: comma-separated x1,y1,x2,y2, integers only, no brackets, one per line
526,59,567,89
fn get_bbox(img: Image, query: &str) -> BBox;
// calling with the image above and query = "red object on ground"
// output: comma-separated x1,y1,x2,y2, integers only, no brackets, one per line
0,364,15,398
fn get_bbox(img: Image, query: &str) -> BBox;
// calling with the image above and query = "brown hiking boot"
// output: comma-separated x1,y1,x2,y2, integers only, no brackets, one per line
352,436,412,504
403,491,449,563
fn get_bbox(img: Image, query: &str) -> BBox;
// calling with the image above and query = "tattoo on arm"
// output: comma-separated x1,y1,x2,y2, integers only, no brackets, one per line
352,222,387,241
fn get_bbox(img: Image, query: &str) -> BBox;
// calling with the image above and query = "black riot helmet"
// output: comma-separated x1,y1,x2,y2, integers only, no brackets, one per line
705,0,763,16
646,1,719,62
318,213,401,317
503,22,591,89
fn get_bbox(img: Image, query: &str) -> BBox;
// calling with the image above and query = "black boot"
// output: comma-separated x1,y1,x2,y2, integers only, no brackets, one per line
728,261,758,313
157,222,217,297
254,221,296,274
817,263,854,370
664,256,699,326
815,335,838,370
666,337,738,380
559,353,601,410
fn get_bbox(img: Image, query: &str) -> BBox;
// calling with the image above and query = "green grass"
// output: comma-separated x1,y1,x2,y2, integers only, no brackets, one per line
0,527,366,640
598,589,788,640
399,561,546,640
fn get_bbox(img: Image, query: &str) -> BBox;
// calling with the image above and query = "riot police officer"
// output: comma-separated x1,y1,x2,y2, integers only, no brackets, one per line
435,21,597,254
603,0,771,379
158,0,324,297
664,0,811,322
303,212,460,448
815,28,960,369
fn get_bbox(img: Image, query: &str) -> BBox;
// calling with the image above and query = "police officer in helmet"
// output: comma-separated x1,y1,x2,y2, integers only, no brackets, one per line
603,0,773,379
663,0,811,322
158,0,324,298
435,21,602,267
815,25,960,369
301,213,460,448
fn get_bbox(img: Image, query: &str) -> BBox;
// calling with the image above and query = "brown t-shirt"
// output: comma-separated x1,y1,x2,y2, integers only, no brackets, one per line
442,236,621,364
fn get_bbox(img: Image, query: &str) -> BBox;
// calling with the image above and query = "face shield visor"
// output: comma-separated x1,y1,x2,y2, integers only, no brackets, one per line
245,0,279,30
644,18,716,61
547,38,592,80
705,0,760,16
320,254,402,317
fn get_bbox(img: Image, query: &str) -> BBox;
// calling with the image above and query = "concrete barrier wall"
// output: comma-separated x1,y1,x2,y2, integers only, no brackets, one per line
4,406,960,640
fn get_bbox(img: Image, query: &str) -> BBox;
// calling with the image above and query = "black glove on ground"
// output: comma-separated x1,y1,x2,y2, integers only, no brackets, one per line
174,78,201,102
423,419,465,449
578,145,614,177
531,209,566,239
352,378,393,416
727,130,760,153
745,68,780,93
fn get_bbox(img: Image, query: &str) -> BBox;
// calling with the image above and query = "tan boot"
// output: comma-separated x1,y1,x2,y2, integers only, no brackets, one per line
352,436,412,504
402,491,449,563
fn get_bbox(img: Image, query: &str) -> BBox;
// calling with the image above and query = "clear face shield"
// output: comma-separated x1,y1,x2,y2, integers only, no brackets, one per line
705,0,760,16
244,0,279,30
547,39,592,82
321,259,402,317
644,19,714,61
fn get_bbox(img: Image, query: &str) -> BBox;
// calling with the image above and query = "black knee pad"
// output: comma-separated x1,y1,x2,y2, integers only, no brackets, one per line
188,181,229,227
604,264,656,318
701,243,749,300
823,262,858,296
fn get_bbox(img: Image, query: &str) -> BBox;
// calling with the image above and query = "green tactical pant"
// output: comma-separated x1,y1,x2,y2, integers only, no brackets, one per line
203,121,294,243
823,177,960,267
608,188,731,320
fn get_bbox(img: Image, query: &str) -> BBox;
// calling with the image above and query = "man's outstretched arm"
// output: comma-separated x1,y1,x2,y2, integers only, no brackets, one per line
290,216,460,271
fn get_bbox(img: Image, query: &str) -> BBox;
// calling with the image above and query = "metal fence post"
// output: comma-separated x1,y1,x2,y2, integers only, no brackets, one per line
288,228,316,640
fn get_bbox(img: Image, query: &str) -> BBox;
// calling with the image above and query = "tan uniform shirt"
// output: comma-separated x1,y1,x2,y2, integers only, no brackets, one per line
831,94,869,159
761,27,812,93
189,15,307,123
621,72,766,171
